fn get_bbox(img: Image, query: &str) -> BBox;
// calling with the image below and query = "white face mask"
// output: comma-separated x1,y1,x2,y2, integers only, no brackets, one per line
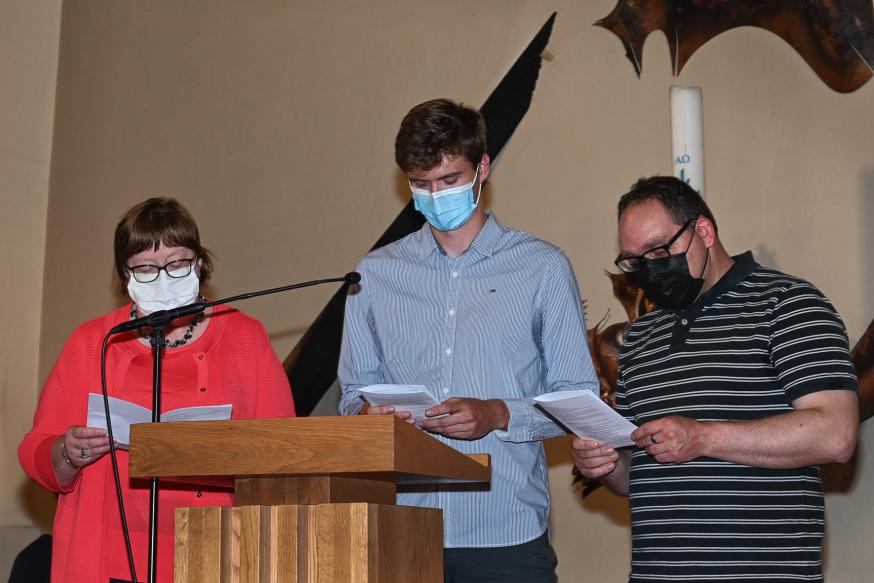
127,268,200,315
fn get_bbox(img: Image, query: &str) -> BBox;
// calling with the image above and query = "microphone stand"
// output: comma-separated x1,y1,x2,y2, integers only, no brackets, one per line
113,272,360,583
146,325,166,583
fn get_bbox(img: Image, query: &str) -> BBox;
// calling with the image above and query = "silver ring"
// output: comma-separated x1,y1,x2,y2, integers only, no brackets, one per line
651,434,658,444
80,448,89,459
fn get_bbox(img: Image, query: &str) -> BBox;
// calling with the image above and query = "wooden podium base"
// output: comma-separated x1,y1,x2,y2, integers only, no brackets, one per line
130,418,489,583
175,503,443,583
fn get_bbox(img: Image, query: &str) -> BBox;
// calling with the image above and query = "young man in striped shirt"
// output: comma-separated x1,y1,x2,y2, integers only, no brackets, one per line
572,176,859,582
338,99,600,582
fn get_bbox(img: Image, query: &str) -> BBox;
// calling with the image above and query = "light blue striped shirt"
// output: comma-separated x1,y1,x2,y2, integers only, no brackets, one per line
338,212,599,548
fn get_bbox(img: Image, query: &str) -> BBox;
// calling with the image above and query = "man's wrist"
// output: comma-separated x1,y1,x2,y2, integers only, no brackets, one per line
692,419,716,459
489,399,510,431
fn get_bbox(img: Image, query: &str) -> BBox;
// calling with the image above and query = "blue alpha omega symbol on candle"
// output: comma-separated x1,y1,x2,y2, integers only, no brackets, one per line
675,150,692,184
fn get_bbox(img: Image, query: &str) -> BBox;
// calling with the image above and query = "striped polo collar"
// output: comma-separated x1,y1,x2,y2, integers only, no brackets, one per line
414,211,503,261
690,250,758,309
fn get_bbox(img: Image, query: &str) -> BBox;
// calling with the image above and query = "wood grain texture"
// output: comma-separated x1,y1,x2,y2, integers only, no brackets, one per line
238,506,261,582
174,506,222,583
221,506,239,582
320,475,395,505
303,506,318,583
162,418,473,581
234,476,397,506
312,503,360,582
261,505,299,583
129,416,490,484
374,504,443,583
174,508,190,583
310,503,443,583
175,502,443,583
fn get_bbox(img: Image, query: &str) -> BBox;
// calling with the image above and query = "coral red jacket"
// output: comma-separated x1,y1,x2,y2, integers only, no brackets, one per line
19,304,296,583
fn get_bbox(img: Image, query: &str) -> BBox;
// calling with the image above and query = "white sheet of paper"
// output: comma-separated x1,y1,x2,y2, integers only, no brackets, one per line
86,393,232,448
161,405,234,423
358,384,444,427
534,390,637,448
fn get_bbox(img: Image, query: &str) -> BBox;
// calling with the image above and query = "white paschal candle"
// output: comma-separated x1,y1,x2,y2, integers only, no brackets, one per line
670,86,705,197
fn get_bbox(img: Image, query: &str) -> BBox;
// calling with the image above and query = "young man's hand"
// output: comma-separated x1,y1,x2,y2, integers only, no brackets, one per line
419,398,509,440
359,403,414,423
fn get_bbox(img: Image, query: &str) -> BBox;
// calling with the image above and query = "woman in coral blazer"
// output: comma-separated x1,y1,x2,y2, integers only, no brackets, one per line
20,197,296,583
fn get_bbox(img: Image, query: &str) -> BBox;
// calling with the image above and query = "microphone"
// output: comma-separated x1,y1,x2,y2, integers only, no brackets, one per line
110,271,361,335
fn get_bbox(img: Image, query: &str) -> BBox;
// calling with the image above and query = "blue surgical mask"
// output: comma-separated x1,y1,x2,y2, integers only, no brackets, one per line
410,167,481,232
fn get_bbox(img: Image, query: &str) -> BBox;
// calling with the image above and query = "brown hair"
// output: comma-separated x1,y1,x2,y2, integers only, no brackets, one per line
113,197,214,294
394,98,487,173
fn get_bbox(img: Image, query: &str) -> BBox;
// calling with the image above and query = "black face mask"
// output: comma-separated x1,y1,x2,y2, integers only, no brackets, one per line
632,251,707,310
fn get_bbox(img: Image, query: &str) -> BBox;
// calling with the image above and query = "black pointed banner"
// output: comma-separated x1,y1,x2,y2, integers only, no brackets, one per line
285,13,557,416
481,12,556,161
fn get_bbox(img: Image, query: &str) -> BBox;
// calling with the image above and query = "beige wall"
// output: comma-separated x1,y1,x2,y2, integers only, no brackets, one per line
21,0,874,580
0,0,63,574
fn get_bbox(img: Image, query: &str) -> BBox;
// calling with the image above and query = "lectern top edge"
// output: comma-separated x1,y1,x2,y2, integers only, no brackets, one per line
129,415,491,484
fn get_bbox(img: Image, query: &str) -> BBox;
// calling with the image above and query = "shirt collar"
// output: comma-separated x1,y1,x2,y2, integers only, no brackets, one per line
687,250,758,309
470,211,503,258
414,211,503,261
413,221,439,261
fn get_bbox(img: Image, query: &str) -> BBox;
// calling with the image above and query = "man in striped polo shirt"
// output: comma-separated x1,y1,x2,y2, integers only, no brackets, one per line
339,99,599,582
572,176,859,582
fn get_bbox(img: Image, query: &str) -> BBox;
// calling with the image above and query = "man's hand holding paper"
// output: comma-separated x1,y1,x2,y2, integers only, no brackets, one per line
419,398,509,440
358,384,443,426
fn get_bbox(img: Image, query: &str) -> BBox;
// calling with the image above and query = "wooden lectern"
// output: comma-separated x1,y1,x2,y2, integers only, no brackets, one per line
129,416,491,583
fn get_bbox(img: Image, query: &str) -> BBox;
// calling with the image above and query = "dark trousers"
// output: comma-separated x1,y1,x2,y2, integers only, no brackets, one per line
444,530,558,583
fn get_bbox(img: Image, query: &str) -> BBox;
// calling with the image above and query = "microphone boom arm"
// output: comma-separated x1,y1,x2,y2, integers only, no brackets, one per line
110,272,360,335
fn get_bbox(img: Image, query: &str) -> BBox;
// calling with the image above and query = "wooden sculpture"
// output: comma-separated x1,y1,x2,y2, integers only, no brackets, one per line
585,272,654,406
596,0,874,93
851,318,874,421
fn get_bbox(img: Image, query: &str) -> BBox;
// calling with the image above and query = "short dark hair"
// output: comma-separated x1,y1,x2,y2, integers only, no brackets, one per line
394,98,487,173
617,176,717,230
113,197,214,294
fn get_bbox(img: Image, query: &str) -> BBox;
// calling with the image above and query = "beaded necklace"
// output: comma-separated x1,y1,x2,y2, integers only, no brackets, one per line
130,295,207,348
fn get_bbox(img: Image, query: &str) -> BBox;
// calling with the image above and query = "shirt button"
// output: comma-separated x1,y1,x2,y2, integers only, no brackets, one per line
681,319,688,325
448,309,456,316
198,354,204,360
199,387,206,392
442,387,450,394
195,491,202,498
445,348,452,356
452,271,459,278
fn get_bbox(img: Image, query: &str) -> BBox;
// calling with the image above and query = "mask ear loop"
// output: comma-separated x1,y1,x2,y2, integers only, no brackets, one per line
697,239,710,280
472,163,483,207
688,219,709,279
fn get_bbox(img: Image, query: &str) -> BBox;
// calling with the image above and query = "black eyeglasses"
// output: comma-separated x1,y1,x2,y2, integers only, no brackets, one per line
614,218,696,273
127,257,197,283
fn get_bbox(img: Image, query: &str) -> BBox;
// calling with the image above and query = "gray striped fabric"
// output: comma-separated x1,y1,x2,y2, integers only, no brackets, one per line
339,212,599,547
616,252,859,582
